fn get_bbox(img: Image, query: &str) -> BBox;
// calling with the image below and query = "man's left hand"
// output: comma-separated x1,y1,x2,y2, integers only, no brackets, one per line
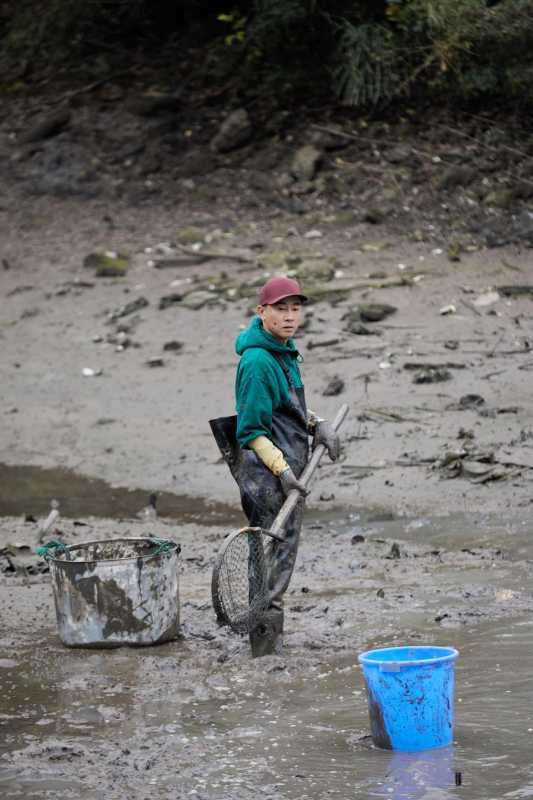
313,420,340,461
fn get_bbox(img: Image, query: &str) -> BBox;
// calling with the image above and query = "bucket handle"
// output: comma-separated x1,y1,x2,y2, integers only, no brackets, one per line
149,537,181,557
35,539,71,561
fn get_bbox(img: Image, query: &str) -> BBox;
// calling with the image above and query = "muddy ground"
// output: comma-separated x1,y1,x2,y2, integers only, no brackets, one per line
1,95,533,798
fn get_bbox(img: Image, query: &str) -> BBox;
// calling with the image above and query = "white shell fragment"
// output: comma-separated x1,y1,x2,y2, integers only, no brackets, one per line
439,304,456,315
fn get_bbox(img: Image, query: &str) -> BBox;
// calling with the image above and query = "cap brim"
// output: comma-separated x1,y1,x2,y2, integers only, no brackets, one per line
264,292,308,305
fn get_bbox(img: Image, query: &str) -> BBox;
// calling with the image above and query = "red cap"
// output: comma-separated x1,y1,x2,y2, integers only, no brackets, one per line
258,276,308,305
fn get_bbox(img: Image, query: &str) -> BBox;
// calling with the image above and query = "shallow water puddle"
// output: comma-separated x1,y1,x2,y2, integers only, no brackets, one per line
171,617,533,799
0,463,241,524
0,648,136,749
1,511,533,798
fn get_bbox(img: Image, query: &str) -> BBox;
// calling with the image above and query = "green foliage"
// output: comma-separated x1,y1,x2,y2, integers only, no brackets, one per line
332,22,401,106
2,0,533,108
4,0,146,64
217,12,247,46
329,0,533,106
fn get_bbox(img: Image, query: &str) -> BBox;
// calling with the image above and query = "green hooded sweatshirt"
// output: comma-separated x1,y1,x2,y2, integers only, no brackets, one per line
235,316,304,448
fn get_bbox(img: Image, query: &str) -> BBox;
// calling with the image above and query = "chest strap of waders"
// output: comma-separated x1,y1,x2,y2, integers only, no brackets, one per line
271,352,295,389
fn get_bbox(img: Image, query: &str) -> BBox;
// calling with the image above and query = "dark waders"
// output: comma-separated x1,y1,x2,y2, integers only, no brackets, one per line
210,358,309,657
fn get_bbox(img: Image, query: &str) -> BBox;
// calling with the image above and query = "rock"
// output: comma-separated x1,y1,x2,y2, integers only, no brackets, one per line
108,297,149,322
413,367,451,384
385,145,413,165
362,207,385,225
211,109,252,153
176,227,204,245
388,542,401,559
307,338,340,350
248,170,274,192
322,376,345,396
309,126,350,151
473,290,500,307
126,93,181,116
159,293,183,310
290,145,322,182
246,144,285,170
291,179,317,196
19,109,71,144
342,303,397,324
275,195,307,214
482,221,512,248
497,285,533,298
446,394,485,410
163,340,183,352
181,290,220,310
447,242,462,262
436,165,476,191
84,251,130,277
345,321,382,336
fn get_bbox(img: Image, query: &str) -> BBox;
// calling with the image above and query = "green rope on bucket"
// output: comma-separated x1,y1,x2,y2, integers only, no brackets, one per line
148,537,176,557
35,540,70,560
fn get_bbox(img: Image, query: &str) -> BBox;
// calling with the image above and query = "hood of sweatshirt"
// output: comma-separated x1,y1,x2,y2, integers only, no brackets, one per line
235,316,299,357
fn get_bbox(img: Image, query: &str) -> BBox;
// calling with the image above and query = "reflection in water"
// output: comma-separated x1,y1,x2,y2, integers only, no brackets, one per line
0,646,137,755
380,747,454,799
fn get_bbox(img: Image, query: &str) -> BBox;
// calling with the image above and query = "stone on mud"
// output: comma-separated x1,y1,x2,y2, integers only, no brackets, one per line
291,145,322,182
159,293,183,310
19,109,71,144
181,290,220,310
163,340,184,352
84,252,130,277
322,376,345,396
211,109,252,153
413,367,452,384
342,303,397,324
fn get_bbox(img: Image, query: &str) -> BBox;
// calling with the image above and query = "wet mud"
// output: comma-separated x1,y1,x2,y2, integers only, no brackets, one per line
3,100,533,799
1,509,533,798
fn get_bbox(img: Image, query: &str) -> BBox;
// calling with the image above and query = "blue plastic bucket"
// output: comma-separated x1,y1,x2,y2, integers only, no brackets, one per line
358,645,458,751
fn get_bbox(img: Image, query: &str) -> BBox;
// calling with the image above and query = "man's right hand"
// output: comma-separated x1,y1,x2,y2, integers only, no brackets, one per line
280,467,309,497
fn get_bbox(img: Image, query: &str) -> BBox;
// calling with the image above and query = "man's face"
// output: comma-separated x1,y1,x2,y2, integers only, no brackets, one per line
257,295,303,343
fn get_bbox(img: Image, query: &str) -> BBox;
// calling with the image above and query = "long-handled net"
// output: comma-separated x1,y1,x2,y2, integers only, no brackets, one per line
212,404,348,633
211,527,279,633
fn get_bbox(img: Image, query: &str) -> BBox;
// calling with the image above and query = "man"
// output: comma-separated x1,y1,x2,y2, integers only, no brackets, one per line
212,276,340,656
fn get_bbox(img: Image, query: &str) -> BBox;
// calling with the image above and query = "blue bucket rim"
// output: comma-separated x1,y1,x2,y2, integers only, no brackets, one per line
358,645,458,669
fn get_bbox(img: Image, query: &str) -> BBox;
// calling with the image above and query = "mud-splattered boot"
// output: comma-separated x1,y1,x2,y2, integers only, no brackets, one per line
249,607,283,658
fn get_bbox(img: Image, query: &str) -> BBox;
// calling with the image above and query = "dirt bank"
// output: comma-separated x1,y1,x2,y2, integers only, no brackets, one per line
2,190,533,516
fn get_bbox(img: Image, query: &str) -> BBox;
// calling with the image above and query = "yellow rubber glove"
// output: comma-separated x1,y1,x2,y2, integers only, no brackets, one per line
249,435,289,476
